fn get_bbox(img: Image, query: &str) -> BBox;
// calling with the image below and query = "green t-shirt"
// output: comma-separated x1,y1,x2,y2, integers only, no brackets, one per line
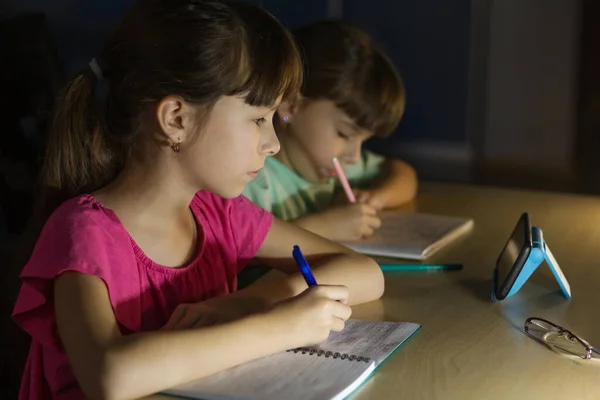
238,151,385,289
243,151,385,221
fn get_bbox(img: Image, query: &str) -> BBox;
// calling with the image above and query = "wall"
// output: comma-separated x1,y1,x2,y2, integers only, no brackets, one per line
1,0,584,188
255,0,330,29
483,0,581,179
2,0,130,74
340,0,475,182
343,0,472,145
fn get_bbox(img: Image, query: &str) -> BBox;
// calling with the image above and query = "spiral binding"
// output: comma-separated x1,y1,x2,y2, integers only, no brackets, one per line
286,347,371,363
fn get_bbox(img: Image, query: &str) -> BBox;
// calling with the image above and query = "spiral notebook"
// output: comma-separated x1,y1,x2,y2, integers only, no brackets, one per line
342,211,473,260
163,319,420,400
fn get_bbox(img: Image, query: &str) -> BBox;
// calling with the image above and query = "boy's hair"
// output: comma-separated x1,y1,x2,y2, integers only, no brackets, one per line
16,0,302,269
293,20,405,137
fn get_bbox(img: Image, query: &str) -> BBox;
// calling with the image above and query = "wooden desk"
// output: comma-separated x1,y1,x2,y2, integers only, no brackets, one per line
151,183,600,399
349,182,600,399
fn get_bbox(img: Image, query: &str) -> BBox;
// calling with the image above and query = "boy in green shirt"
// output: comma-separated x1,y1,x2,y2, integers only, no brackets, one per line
241,20,417,286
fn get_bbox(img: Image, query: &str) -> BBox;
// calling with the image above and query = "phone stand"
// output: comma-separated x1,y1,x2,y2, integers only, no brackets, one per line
492,226,571,301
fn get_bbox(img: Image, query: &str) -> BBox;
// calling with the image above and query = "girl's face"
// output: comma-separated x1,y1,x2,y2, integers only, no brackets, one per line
281,99,373,183
178,96,281,198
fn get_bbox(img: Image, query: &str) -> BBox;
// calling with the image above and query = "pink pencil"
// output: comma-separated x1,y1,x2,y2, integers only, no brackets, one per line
332,157,356,203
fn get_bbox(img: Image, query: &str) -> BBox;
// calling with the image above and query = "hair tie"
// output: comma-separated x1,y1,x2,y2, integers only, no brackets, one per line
89,58,104,81
89,57,110,107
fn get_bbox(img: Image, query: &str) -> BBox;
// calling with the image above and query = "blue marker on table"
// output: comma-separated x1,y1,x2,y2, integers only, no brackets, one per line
378,263,463,272
293,245,318,287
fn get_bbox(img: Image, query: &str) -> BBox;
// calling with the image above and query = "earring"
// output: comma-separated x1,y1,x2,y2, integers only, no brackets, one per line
283,115,289,122
171,137,181,153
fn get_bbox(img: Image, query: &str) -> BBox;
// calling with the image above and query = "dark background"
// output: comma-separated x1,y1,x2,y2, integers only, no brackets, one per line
1,0,599,396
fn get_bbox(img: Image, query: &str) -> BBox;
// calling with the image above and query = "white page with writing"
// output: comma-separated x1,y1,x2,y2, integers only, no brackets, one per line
163,320,420,400
342,212,473,259
166,351,374,400
311,319,421,364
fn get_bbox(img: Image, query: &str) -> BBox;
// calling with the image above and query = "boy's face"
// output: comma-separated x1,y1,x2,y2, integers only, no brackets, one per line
282,99,373,183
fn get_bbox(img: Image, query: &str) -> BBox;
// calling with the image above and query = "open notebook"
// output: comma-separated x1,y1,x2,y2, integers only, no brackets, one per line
163,319,420,400
342,211,474,260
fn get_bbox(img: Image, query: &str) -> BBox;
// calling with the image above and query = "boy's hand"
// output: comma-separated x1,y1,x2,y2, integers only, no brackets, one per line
318,204,381,241
353,189,388,211
334,189,388,211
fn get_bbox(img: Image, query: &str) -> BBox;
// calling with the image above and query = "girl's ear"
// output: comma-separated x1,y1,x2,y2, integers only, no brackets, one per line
156,96,196,146
276,96,303,122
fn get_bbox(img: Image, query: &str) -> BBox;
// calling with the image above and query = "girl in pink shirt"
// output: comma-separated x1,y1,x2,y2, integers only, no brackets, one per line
12,1,384,399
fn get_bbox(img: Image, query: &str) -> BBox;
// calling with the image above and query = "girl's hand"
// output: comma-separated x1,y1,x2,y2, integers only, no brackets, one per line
162,300,245,330
267,285,352,348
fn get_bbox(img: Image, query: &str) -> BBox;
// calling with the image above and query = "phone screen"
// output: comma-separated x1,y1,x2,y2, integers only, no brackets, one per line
495,213,531,297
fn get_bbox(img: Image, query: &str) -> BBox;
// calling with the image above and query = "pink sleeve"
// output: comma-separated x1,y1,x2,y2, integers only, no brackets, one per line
193,192,273,273
229,195,274,269
12,197,141,346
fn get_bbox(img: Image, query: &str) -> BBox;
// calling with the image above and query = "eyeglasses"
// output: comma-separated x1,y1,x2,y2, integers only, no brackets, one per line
524,317,599,360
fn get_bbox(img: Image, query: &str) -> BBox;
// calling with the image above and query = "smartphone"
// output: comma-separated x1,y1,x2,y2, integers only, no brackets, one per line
493,212,532,300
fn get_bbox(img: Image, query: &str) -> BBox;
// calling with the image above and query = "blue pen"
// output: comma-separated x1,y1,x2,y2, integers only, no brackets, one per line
292,245,318,287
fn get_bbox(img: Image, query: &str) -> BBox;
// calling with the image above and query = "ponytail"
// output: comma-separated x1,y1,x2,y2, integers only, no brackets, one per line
15,66,120,269
43,70,117,195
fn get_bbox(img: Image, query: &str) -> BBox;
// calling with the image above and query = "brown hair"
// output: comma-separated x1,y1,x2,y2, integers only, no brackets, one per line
293,20,405,137
47,0,302,195
17,0,302,268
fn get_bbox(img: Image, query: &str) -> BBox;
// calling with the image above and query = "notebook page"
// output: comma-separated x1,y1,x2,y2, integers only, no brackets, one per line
343,212,473,259
164,351,375,400
163,320,420,400
311,319,421,364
